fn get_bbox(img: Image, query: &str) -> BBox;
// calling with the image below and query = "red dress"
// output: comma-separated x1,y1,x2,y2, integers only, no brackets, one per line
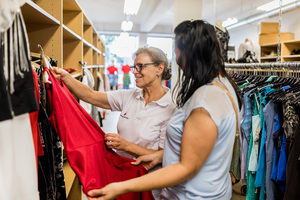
45,68,154,200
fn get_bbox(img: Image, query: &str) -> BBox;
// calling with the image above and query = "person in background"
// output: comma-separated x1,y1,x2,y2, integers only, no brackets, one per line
121,63,131,89
53,46,176,199
87,19,242,200
107,62,118,90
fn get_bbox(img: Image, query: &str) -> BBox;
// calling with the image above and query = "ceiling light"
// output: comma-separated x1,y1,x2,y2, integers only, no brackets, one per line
120,32,129,38
222,17,238,27
124,0,142,15
257,0,296,11
121,20,133,31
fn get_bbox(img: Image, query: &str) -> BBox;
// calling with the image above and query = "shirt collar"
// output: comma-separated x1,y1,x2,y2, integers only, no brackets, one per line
135,86,172,107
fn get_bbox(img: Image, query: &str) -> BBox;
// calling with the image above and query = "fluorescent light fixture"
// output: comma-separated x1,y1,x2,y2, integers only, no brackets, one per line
124,0,142,15
257,0,296,11
222,17,238,27
121,20,133,31
227,0,300,30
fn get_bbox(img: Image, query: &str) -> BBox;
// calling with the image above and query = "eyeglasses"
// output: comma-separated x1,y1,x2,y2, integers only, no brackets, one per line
130,63,157,72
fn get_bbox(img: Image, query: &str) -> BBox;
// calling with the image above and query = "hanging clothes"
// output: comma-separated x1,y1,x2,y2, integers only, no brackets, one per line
0,114,39,200
284,121,300,200
0,10,39,200
0,11,38,122
232,72,300,200
0,0,28,32
45,67,154,200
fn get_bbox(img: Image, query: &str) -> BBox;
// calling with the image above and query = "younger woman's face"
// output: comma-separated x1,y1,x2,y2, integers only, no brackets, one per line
175,43,185,70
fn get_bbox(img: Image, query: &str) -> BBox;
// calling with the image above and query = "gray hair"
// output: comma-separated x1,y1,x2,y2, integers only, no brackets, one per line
133,46,172,80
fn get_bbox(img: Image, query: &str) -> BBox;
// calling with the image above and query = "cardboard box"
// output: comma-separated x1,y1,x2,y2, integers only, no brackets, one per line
260,22,279,34
259,32,294,45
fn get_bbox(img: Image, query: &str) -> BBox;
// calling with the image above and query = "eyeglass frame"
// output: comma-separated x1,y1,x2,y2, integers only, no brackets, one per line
130,62,158,72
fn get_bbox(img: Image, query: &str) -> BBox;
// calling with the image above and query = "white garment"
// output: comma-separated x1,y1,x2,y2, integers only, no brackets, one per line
107,86,176,200
80,69,95,115
0,114,39,200
0,0,28,32
107,86,177,160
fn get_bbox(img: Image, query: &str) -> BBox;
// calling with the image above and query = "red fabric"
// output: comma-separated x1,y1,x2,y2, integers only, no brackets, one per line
122,65,131,74
45,68,154,200
29,70,44,171
107,66,118,75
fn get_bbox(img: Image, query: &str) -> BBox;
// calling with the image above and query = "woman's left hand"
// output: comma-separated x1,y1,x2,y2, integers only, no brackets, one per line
87,182,123,200
105,133,129,151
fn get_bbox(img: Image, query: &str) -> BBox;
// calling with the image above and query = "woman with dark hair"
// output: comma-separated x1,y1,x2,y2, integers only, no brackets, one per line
87,20,241,200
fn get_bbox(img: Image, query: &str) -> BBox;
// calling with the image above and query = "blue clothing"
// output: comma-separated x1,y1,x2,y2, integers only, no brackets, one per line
263,101,279,200
108,74,118,86
270,113,286,193
255,88,275,200
161,77,238,200
240,89,254,181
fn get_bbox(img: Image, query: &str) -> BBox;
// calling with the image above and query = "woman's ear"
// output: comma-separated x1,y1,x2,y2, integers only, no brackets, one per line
157,63,164,75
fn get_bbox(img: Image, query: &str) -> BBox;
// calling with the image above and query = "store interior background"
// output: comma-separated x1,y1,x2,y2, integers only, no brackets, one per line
77,0,300,89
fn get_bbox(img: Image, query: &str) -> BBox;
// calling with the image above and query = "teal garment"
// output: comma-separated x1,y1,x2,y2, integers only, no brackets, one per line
246,97,260,200
239,82,251,88
123,73,131,85
255,87,276,200
248,94,260,172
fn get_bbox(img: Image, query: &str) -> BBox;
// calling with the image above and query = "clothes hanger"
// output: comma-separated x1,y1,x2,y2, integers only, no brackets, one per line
38,44,56,84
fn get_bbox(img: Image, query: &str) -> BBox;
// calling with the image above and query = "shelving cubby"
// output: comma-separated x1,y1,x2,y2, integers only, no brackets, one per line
260,42,281,62
282,39,300,62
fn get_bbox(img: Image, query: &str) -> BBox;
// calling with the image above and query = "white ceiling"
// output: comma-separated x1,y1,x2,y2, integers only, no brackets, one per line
76,0,277,35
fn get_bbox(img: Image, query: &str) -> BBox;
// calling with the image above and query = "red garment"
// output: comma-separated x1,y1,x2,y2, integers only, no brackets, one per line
29,70,44,171
107,66,118,75
45,68,154,200
122,65,131,74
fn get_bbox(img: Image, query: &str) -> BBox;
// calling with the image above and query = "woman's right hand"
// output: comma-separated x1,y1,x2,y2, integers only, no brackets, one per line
52,67,68,80
131,150,163,170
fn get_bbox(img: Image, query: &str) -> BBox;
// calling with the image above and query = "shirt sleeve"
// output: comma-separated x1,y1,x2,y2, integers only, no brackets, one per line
158,122,168,149
107,90,133,111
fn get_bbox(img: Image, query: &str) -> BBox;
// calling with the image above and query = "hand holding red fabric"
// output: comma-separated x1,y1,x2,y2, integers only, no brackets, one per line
105,133,129,151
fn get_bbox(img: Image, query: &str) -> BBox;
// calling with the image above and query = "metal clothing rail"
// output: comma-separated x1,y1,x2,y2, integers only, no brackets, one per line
82,65,104,69
225,62,300,69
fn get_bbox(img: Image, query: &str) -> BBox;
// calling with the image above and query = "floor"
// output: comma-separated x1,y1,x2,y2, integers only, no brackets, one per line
83,110,246,200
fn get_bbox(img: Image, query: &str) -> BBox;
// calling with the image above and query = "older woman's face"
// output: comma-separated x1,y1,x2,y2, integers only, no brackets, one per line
133,53,159,88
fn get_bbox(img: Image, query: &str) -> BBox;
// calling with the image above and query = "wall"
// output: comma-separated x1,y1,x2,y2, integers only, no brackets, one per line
228,8,300,60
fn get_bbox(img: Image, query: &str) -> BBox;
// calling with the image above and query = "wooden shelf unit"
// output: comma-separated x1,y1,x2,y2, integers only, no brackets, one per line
21,0,106,199
260,40,300,62
282,39,300,62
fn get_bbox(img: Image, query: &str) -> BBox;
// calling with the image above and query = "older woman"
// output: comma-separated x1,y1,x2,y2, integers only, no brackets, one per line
53,46,176,199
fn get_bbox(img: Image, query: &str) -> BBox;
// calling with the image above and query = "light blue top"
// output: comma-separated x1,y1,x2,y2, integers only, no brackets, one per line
160,77,238,200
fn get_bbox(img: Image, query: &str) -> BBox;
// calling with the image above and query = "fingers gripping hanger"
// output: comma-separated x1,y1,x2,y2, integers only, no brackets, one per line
38,44,56,84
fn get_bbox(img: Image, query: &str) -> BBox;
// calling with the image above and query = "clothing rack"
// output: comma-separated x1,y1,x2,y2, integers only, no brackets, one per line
225,62,300,78
82,65,104,69
225,61,300,69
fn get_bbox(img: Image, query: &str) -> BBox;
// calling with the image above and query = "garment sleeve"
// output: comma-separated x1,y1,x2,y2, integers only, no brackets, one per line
158,122,168,149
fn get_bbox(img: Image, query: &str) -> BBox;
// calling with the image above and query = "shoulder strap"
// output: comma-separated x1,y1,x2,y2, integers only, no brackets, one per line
210,82,239,137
